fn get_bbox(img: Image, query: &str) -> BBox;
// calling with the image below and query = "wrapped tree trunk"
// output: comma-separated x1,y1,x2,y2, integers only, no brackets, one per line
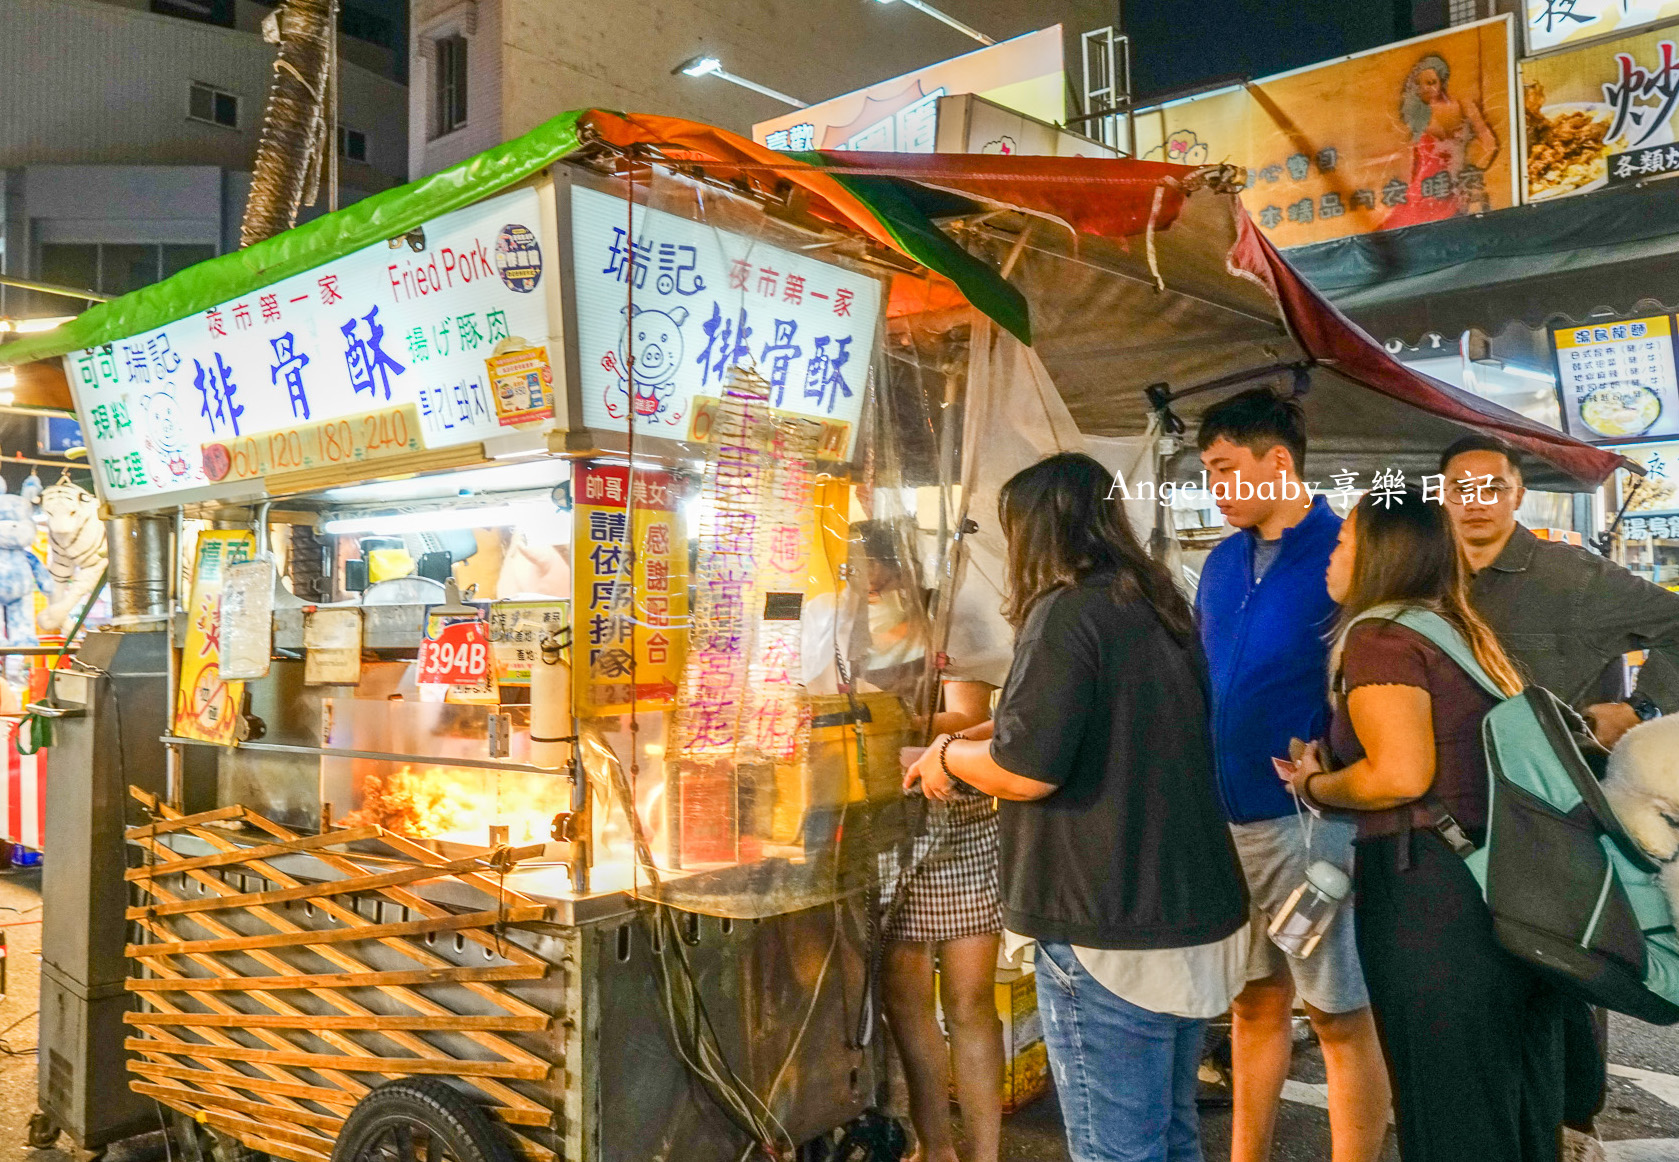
240,0,337,248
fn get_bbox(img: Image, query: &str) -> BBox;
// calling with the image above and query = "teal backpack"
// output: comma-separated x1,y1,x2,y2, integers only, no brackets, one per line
1350,606,1679,1025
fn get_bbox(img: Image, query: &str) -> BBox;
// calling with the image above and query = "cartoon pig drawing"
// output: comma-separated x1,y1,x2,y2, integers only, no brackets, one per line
613,304,688,422
141,391,192,478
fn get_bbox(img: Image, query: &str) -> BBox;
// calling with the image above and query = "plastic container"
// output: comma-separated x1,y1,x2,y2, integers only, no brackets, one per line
1267,859,1351,960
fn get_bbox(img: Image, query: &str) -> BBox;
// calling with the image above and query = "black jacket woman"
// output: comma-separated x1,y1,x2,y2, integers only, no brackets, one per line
905,451,1248,1162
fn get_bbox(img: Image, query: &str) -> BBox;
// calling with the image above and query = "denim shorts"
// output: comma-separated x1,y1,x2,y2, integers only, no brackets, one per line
1230,814,1369,1014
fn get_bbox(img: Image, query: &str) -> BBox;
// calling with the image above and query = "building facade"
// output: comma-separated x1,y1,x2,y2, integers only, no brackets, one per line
406,0,1117,178
0,0,408,315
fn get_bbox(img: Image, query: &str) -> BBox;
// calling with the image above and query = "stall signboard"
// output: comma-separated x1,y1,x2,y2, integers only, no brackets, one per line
572,462,687,714
569,185,882,459
752,26,1065,152
1521,24,1679,202
1552,315,1679,443
488,600,569,685
1525,0,1679,54
417,612,492,686
1129,18,1517,248
37,416,83,456
303,608,364,685
1616,442,1679,538
174,529,255,745
64,186,555,507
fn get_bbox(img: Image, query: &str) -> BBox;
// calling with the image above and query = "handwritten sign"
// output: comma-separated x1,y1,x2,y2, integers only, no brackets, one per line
173,530,255,745
65,186,553,506
569,184,882,457
203,404,423,483
688,394,850,460
572,461,687,713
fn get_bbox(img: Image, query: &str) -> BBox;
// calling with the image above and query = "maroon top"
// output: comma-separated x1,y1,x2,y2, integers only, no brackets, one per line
1328,620,1501,841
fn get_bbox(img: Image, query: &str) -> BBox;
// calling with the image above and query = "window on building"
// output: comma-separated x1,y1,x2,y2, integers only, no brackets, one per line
188,82,240,129
338,126,369,163
39,243,217,299
433,35,468,139
1447,0,1482,24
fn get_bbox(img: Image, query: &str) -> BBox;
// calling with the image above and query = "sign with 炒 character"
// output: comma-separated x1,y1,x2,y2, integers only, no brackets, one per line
1521,26,1679,203
569,184,882,458
63,186,554,507
1552,315,1679,444
571,461,688,714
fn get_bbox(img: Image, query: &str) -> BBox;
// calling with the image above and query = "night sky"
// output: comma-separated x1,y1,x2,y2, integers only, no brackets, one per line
1124,0,1418,98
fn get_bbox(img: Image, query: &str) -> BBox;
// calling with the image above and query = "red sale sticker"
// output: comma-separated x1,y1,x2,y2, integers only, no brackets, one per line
416,615,490,686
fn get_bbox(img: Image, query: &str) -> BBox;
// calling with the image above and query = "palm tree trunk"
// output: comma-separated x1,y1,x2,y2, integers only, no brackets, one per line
240,0,337,248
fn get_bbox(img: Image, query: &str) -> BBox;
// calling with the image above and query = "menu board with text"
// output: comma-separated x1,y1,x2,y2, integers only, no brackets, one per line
1553,315,1679,444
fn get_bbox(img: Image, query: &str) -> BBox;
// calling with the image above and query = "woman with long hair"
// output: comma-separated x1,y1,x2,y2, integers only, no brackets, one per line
904,452,1249,1161
1279,489,1565,1161
1384,52,1499,227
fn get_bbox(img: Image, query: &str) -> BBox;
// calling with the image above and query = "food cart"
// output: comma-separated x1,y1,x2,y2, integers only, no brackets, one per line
0,110,1628,1162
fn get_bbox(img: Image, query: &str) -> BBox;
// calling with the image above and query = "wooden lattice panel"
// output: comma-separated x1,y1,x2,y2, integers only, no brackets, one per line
122,788,562,1162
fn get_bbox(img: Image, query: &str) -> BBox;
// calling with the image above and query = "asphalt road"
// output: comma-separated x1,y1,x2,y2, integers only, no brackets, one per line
997,1015,1679,1161
0,862,1675,1162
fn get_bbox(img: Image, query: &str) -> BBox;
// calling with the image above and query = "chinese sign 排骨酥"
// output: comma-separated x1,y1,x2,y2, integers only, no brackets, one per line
65,186,554,505
569,184,882,458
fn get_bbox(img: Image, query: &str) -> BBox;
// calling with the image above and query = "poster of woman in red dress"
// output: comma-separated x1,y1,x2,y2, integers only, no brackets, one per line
1385,52,1501,228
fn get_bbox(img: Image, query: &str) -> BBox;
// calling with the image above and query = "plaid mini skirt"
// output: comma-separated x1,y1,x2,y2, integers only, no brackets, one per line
878,790,1002,943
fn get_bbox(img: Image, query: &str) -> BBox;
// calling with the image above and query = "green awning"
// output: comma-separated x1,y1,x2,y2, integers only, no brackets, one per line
0,111,588,365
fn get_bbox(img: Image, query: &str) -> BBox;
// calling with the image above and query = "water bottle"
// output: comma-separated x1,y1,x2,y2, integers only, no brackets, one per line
1267,859,1351,960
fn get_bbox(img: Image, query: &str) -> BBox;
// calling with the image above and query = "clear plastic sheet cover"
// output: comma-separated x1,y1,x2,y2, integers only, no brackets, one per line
576,167,932,918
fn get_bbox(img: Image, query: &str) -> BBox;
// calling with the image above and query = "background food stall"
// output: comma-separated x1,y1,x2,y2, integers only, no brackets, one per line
0,109,1628,1162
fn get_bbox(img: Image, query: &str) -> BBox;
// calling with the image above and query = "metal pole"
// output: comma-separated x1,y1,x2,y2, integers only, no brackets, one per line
898,0,994,45
714,68,807,108
0,275,108,303
329,0,339,214
166,510,183,808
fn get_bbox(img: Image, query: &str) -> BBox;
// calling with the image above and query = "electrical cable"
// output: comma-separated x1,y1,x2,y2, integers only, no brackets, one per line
0,1008,38,1056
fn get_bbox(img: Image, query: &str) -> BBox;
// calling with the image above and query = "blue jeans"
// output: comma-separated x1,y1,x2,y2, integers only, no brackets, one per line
1034,941,1207,1162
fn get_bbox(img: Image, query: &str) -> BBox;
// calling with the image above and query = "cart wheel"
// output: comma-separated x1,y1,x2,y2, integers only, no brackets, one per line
206,1126,269,1162
25,1111,60,1149
828,1110,906,1162
329,1080,515,1162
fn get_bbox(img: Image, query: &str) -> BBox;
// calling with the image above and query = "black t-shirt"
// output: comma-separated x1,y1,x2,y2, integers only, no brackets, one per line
990,575,1249,950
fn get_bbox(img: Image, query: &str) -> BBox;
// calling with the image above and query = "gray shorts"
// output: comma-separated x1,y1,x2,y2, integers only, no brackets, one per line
1231,814,1369,1015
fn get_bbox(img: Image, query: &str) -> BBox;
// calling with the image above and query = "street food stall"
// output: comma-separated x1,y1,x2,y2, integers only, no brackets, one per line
0,110,1628,1162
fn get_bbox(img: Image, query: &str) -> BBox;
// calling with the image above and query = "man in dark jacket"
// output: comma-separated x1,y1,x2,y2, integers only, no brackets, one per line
1442,435,1679,742
1196,389,1390,1162
1442,433,1679,1157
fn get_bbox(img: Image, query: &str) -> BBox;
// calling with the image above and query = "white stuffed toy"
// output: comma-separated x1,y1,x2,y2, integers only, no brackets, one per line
1602,714,1679,915
39,477,105,633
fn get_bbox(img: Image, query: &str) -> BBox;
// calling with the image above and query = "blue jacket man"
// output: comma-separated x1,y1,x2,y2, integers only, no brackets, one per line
1197,495,1342,823
1192,389,1390,1162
